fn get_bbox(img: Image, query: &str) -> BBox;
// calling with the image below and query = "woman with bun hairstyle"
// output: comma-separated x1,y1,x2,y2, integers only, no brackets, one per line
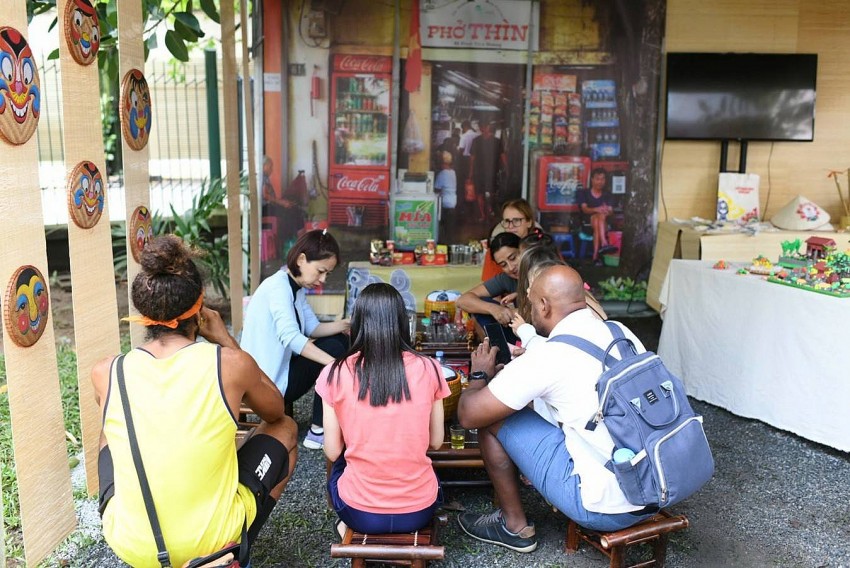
92,235,297,567
318,283,449,536
241,229,350,450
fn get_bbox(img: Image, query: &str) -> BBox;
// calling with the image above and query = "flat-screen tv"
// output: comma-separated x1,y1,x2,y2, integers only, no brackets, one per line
665,53,817,142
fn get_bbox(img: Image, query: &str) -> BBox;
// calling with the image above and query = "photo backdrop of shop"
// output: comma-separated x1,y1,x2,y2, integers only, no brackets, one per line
258,0,665,291
328,54,393,230
528,66,634,265
399,62,527,244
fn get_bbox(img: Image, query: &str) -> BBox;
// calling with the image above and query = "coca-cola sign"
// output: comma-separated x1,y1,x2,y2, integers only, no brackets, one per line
331,171,390,196
333,54,393,74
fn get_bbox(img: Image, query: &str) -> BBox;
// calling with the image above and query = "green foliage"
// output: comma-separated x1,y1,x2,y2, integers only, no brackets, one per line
598,276,648,301
29,0,221,172
1,345,82,560
158,177,231,298
111,175,251,298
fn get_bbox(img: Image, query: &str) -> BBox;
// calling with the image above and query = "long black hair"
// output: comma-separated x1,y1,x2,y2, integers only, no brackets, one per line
327,283,433,406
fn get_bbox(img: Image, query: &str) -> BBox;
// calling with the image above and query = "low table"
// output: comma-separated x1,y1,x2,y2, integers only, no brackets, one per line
427,424,489,488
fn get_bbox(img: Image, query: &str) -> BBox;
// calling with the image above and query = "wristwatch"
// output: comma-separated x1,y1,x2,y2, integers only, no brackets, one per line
470,371,490,384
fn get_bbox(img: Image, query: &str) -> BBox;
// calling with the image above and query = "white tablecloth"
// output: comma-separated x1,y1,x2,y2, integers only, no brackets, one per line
658,259,850,452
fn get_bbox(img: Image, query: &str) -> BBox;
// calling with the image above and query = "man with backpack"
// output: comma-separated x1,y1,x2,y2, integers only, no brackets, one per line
456,265,657,553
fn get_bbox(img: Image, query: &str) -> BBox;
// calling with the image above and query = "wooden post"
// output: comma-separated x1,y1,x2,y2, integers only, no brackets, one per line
0,5,76,564
57,0,123,497
117,0,152,348
221,1,245,333
240,0,261,295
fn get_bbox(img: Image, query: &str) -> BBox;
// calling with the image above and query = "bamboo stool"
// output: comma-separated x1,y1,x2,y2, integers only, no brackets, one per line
565,510,688,568
330,514,447,567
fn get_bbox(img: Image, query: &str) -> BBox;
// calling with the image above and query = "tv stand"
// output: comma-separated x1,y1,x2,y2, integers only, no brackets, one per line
719,139,748,173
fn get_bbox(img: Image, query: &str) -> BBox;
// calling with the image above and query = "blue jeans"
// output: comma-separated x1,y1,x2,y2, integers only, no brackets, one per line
497,408,655,532
327,456,441,533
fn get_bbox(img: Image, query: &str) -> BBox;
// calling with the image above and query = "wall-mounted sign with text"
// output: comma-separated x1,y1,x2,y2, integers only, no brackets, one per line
420,0,539,51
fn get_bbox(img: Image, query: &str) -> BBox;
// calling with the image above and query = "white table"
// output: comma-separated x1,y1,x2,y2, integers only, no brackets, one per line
658,259,850,453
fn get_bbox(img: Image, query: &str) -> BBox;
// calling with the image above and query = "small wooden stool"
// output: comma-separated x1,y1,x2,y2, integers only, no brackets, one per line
565,510,688,568
330,515,447,567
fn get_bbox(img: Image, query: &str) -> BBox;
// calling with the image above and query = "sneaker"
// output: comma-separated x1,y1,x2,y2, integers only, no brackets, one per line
458,509,537,553
303,429,324,449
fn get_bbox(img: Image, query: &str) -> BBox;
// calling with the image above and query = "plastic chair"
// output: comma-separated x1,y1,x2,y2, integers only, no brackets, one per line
552,232,576,259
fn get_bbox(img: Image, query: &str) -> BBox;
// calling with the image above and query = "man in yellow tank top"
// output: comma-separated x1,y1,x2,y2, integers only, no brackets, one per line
91,235,298,567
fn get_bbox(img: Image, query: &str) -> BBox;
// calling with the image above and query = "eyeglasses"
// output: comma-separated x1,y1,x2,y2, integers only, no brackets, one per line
501,217,527,228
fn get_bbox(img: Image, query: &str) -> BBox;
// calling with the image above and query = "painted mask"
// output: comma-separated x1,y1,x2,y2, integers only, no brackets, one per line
120,69,152,151
129,205,154,262
4,265,49,348
67,161,105,229
0,27,41,145
64,0,101,66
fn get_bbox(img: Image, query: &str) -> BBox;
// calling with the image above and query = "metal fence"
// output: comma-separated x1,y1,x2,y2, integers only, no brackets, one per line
36,55,229,226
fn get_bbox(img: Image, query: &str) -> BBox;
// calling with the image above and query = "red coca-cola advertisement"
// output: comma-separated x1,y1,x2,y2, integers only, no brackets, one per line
329,169,391,198
329,53,393,229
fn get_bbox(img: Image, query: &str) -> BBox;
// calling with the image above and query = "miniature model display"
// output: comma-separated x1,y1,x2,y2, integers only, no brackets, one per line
0,26,41,145
746,255,775,275
63,0,100,66
67,160,105,229
768,241,850,298
128,205,154,262
119,68,152,150
4,265,50,347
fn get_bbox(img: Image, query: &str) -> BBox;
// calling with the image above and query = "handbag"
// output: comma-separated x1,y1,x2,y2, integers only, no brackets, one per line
115,355,249,568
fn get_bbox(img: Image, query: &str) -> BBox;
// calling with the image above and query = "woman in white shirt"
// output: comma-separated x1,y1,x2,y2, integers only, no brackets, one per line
241,230,350,450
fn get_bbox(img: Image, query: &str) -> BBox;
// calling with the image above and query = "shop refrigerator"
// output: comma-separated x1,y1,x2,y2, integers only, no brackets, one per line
328,54,393,228
582,79,621,160
536,155,591,212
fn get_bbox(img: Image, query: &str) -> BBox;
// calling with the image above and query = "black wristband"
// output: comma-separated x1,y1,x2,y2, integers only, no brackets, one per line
470,371,489,383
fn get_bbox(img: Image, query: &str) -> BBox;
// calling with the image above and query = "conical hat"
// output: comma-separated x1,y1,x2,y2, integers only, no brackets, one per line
771,195,831,230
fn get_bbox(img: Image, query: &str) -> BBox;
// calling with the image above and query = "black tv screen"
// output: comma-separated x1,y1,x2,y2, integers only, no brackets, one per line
665,53,817,141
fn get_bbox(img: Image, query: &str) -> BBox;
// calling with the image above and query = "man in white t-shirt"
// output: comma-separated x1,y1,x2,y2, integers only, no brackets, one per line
456,265,654,553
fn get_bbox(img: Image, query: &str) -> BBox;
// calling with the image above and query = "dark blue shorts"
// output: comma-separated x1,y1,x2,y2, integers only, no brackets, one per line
327,455,441,534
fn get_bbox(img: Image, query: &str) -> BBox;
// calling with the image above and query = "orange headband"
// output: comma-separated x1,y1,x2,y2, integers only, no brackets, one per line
123,291,204,329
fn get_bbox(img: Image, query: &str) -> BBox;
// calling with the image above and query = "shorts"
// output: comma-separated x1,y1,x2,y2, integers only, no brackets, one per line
98,433,289,525
497,408,655,532
327,455,442,534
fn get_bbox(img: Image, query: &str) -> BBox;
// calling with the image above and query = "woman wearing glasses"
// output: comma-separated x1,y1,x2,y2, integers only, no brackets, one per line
480,198,539,282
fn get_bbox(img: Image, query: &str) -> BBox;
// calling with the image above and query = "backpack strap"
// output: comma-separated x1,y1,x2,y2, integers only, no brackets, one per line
547,335,621,369
548,321,637,370
603,321,638,359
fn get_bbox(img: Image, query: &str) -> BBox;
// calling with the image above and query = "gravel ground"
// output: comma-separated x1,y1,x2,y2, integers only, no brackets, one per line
62,398,850,568
59,317,850,567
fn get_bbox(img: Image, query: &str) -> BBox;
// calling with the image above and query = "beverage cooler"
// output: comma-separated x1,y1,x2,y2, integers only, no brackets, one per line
582,79,621,160
328,54,393,228
536,155,591,212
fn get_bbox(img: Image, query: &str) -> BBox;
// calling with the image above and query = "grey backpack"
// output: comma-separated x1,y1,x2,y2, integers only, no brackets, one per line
549,321,714,508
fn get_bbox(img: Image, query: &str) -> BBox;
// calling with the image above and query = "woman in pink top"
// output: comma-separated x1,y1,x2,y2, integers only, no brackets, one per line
316,283,450,534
